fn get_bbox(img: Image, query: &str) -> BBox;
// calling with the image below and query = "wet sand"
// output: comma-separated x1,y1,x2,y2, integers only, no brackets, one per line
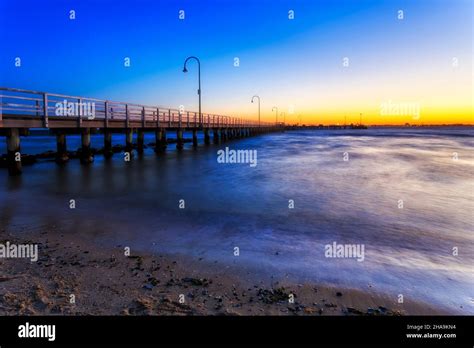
0,227,446,316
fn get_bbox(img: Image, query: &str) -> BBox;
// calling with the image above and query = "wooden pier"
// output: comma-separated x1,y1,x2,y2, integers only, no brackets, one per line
0,87,282,175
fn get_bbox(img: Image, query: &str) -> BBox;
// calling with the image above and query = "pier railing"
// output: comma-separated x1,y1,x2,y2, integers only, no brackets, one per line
0,87,274,128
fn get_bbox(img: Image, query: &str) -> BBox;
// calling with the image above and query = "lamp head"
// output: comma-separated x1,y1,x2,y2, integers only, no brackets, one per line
183,67,188,73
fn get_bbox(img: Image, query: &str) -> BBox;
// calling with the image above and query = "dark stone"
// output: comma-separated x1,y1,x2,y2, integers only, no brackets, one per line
143,283,153,290
181,277,209,286
257,287,291,304
346,307,364,315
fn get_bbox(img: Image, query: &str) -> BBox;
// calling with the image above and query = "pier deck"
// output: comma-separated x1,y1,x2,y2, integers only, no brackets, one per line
0,87,282,175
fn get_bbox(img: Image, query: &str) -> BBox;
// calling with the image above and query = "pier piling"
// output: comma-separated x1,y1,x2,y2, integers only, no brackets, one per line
192,129,198,147
55,133,69,164
125,128,133,154
176,129,184,150
137,129,145,153
80,128,93,164
204,129,210,145
154,129,162,153
6,128,21,175
213,128,219,144
154,128,167,152
161,129,167,150
104,130,113,158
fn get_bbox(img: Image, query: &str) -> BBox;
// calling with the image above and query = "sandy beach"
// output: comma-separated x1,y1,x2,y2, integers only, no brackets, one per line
0,226,446,316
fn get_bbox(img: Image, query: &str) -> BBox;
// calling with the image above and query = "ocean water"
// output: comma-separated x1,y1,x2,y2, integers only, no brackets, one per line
0,127,473,314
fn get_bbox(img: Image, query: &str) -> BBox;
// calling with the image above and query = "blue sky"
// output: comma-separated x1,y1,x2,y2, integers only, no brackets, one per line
1,0,472,124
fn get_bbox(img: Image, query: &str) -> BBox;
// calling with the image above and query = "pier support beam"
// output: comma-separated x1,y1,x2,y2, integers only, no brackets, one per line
176,129,184,150
80,128,93,164
104,130,113,158
137,129,145,153
220,128,226,142
6,128,21,175
125,128,133,154
204,128,210,145
213,128,220,144
192,129,198,147
155,128,167,152
161,129,167,150
55,132,69,164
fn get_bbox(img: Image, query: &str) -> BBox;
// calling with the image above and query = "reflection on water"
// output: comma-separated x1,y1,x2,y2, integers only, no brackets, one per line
1,127,473,313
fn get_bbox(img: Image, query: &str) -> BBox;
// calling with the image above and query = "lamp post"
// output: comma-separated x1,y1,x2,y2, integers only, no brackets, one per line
281,112,286,124
251,95,260,126
183,56,201,126
272,106,278,125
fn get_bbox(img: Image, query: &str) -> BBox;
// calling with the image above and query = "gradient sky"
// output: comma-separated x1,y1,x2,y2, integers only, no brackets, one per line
0,0,472,125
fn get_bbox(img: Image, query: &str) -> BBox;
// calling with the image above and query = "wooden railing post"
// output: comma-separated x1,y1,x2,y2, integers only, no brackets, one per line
142,106,145,128
187,111,190,128
156,108,160,128
43,93,48,127
168,109,171,127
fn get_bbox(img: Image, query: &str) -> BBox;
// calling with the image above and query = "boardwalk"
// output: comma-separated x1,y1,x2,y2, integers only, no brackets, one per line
0,87,282,175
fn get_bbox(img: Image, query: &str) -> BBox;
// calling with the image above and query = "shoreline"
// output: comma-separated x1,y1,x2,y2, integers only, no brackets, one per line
0,228,449,316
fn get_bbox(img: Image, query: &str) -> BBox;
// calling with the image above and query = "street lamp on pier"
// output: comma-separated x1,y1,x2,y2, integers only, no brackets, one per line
272,106,278,125
251,95,261,126
183,56,202,126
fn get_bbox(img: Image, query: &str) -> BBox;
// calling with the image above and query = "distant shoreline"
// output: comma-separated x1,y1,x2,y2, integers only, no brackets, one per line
286,124,474,129
19,124,474,135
